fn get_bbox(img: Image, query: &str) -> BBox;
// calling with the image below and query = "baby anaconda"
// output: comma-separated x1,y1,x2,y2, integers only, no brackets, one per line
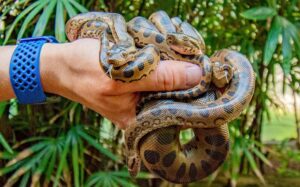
66,11,255,183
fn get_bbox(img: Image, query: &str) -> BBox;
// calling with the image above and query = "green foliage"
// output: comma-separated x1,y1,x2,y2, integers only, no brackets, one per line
264,16,282,65
223,122,273,186
0,0,299,186
0,133,14,154
241,7,276,20
276,140,300,177
86,170,151,187
0,125,126,186
1,0,88,44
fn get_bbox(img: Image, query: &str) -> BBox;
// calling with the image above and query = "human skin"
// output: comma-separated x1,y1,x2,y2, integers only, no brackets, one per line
0,39,202,129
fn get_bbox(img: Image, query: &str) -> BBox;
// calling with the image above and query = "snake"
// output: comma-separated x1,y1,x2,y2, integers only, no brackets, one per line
65,12,160,82
65,11,255,184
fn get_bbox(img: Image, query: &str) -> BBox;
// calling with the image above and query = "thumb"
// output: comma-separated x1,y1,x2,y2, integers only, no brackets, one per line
123,60,202,93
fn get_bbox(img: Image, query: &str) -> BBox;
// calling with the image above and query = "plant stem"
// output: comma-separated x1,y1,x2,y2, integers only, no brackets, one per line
293,90,300,149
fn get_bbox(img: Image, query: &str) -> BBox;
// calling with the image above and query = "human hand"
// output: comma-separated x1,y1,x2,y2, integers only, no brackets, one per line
0,38,202,129
39,39,202,129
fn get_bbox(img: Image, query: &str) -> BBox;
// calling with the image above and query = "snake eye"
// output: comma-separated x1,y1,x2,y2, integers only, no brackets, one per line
122,52,128,58
167,35,175,40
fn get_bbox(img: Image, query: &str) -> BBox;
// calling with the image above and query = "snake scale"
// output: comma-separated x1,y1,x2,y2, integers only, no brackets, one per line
66,11,255,184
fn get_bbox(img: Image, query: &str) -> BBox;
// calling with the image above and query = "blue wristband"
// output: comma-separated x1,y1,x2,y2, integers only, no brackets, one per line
9,36,58,104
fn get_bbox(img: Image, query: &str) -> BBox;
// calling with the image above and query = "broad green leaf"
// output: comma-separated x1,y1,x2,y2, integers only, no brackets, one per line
31,148,53,186
0,102,7,118
102,177,112,187
55,0,66,42
96,180,104,187
4,148,48,186
74,104,83,124
231,142,241,181
53,135,71,187
111,179,120,187
18,172,30,187
251,146,273,167
6,141,47,167
0,133,14,154
69,0,88,13
112,170,151,179
282,16,300,59
62,0,77,18
33,0,57,36
76,127,119,162
78,138,85,186
45,149,57,181
0,159,26,176
72,138,80,187
13,137,53,149
108,176,119,187
17,0,31,3
86,173,103,186
244,149,266,184
3,1,40,44
281,27,292,74
36,148,54,175
0,151,15,159
241,7,276,20
17,0,49,39
263,16,282,65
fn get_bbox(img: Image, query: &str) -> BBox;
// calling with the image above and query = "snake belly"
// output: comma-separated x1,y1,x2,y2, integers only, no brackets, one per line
125,11,255,183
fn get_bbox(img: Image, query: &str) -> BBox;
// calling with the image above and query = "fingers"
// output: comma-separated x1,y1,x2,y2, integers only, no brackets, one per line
122,60,202,93
84,93,140,129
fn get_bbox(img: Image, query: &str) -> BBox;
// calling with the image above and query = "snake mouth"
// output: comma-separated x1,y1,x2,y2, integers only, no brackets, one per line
107,51,136,67
166,33,202,55
170,45,195,54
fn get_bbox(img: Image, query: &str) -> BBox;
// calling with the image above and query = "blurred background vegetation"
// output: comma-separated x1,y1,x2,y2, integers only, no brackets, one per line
0,0,300,186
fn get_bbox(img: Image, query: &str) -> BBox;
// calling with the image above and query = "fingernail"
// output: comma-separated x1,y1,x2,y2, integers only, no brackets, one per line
186,64,201,87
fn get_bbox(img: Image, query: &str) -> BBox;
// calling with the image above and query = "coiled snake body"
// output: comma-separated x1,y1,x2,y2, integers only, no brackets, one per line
66,11,255,183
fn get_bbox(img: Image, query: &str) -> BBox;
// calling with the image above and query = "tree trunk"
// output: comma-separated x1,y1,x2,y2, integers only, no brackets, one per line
293,91,300,149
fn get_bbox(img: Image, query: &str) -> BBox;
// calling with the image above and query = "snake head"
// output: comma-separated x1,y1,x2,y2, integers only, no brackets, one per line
127,154,140,177
166,33,204,55
212,62,234,88
107,44,136,67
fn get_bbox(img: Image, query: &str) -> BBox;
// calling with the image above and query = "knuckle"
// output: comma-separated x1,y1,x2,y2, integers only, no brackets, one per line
156,68,174,91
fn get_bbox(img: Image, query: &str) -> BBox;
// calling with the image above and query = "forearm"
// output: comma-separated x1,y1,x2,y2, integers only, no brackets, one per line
0,45,17,100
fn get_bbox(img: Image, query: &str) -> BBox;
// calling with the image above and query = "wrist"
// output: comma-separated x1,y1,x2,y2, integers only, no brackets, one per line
40,43,71,96
39,39,102,104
